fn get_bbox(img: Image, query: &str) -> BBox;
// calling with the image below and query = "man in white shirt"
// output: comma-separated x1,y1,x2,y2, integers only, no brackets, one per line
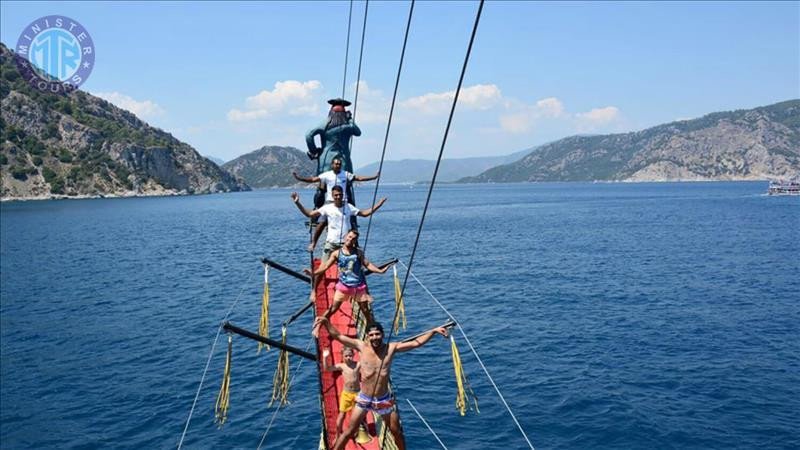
292,157,379,208
290,186,387,261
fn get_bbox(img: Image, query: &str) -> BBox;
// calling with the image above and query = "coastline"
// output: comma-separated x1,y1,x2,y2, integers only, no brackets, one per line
1,179,776,202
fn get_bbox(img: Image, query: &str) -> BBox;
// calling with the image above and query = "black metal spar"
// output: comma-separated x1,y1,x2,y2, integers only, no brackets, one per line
223,322,317,361
261,258,311,283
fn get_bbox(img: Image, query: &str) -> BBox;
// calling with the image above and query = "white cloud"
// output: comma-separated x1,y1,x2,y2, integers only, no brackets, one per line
499,113,534,133
401,84,502,114
536,97,565,118
349,81,390,125
94,92,165,119
498,96,566,133
576,106,620,124
228,80,323,122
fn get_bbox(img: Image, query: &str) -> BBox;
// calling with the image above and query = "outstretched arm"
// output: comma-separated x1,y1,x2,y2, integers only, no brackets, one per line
315,317,362,349
356,197,387,217
361,251,391,274
353,172,379,182
393,327,448,353
293,171,320,183
321,348,342,372
290,192,320,218
311,250,338,275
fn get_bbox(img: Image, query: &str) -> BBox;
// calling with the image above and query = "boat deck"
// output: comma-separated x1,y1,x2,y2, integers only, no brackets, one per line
314,260,386,450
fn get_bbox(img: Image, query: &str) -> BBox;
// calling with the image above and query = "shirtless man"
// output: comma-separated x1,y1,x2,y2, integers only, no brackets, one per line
322,347,366,443
314,318,448,450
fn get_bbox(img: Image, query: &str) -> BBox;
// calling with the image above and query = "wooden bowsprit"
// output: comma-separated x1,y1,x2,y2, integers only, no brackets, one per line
314,258,388,450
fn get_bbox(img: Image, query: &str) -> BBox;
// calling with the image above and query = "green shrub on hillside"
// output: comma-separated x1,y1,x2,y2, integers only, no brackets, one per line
42,166,57,183
58,149,73,163
11,166,28,180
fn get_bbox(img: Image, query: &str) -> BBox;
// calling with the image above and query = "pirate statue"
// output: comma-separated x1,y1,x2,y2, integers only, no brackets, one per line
306,98,361,177
305,98,362,208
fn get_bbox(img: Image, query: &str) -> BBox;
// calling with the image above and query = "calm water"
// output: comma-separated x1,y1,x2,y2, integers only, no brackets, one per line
1,182,798,449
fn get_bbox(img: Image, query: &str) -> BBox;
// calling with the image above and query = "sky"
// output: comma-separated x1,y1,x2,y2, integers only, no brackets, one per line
2,1,798,168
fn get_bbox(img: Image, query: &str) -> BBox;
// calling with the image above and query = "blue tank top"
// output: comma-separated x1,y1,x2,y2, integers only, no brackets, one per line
338,249,365,287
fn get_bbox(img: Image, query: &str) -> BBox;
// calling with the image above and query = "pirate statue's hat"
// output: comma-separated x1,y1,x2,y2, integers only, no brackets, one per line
327,98,352,107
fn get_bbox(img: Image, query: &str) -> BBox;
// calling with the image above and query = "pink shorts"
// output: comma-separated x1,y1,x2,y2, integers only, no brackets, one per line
335,282,367,296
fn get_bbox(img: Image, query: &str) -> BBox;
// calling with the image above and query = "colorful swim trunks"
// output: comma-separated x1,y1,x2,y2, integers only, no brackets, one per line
355,392,395,415
339,390,358,412
335,282,367,296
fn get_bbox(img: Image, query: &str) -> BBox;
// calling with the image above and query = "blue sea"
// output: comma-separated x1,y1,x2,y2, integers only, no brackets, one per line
1,182,798,449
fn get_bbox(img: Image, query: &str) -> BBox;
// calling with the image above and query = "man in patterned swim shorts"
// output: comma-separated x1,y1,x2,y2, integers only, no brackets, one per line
315,318,448,450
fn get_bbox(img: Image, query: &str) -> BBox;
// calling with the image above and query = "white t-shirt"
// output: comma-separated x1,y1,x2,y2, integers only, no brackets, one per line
316,203,360,244
318,170,355,203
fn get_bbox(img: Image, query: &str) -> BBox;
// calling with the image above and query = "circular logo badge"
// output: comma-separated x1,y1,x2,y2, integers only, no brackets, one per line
15,15,95,94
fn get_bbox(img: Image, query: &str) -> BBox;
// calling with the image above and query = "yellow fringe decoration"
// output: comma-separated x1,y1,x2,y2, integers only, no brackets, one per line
450,335,479,416
270,327,290,407
214,334,232,427
257,265,270,354
378,413,400,450
352,299,368,340
392,265,407,334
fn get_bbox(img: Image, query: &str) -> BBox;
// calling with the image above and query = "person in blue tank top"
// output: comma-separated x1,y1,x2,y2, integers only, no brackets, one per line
308,229,391,337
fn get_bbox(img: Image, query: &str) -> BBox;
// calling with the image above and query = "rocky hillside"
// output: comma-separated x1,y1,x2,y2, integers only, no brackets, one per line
461,100,800,183
0,43,249,200
222,146,316,188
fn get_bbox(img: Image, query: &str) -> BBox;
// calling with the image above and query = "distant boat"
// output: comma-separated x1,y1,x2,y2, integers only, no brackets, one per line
767,179,800,195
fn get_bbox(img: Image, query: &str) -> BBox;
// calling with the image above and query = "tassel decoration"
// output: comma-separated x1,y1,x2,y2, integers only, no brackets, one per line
450,334,479,416
258,265,270,354
392,265,407,334
270,327,290,407
214,334,233,427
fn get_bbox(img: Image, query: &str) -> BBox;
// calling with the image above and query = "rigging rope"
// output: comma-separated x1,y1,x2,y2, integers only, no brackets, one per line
398,260,536,449
351,0,368,121
341,0,354,98
177,265,259,449
334,0,368,244
398,0,483,301
406,399,448,450
378,2,484,447
362,0,415,252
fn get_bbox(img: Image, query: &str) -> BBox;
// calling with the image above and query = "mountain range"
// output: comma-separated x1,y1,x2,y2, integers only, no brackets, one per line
460,100,800,183
3,34,797,199
0,43,249,200
355,149,531,183
222,146,316,188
